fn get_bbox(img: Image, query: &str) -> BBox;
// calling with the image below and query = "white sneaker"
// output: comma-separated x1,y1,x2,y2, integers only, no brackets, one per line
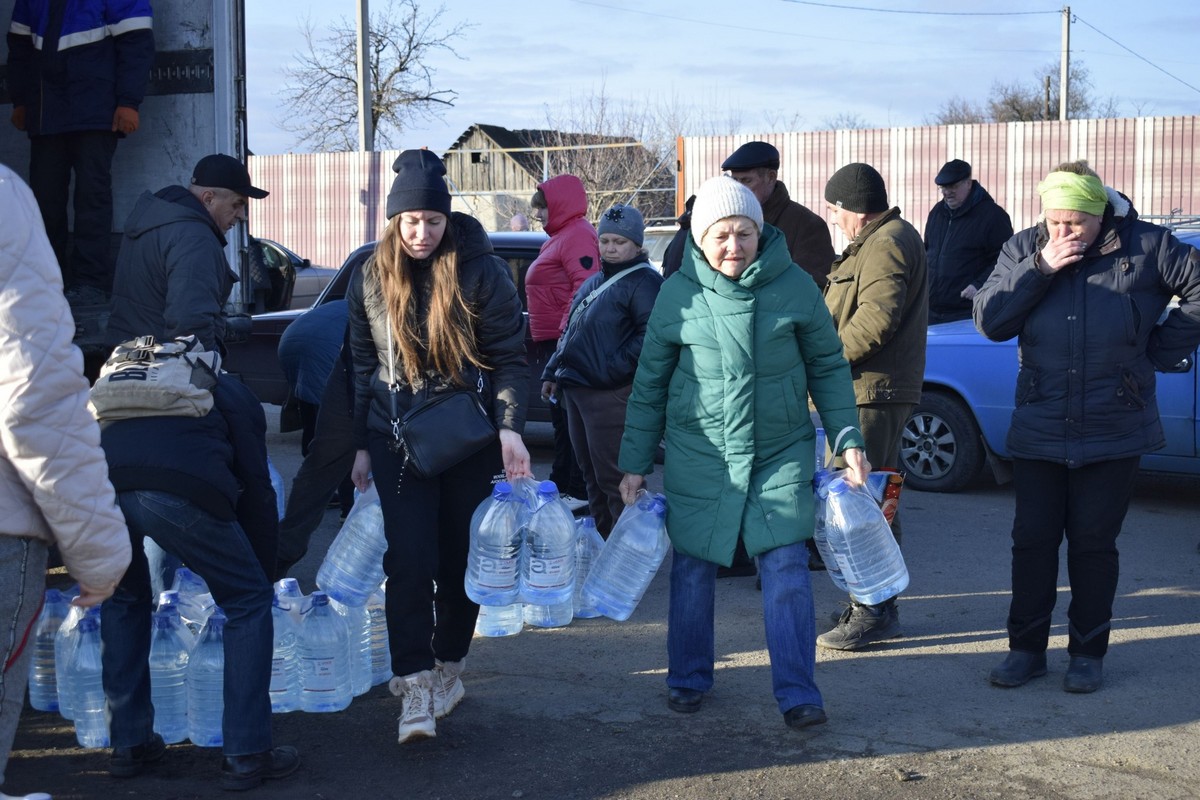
561,494,589,513
433,658,465,719
390,671,436,744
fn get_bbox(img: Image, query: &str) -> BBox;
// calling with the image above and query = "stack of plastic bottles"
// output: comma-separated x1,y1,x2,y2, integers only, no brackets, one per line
812,469,909,605
581,491,670,622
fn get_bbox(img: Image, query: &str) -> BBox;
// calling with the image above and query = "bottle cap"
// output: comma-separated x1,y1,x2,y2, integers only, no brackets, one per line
538,480,558,495
495,481,512,497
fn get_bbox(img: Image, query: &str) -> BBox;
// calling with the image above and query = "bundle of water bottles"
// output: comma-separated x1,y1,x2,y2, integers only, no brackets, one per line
465,477,671,633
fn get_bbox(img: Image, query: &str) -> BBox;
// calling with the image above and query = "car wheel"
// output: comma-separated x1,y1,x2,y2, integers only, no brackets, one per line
900,391,985,493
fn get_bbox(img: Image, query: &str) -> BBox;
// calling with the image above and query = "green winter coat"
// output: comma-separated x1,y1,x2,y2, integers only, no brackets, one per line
619,225,864,566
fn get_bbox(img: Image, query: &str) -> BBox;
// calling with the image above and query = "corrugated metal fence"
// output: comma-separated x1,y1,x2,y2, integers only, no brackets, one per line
248,116,1198,268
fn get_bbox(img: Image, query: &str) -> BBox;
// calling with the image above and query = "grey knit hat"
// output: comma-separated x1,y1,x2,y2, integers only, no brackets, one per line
386,149,451,219
824,163,888,213
597,204,645,246
690,176,764,246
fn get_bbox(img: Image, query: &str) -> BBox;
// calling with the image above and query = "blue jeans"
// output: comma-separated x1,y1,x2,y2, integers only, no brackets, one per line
101,491,274,756
668,541,822,713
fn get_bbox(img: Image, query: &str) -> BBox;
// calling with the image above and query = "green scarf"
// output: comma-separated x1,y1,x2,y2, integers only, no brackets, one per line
1037,172,1107,216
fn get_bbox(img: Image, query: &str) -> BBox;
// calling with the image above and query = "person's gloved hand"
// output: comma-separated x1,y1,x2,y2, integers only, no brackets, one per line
10,105,26,131
112,106,139,134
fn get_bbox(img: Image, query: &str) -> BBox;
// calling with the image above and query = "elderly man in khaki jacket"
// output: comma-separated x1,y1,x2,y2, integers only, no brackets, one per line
0,165,131,800
821,162,928,652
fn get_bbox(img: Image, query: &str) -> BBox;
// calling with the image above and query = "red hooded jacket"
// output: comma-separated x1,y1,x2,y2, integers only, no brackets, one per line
526,175,600,342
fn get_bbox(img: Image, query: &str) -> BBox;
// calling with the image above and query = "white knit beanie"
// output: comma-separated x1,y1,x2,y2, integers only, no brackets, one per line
690,176,764,246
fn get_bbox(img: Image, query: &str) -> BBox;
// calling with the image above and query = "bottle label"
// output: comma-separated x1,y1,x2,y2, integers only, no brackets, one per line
475,556,519,588
526,555,571,589
302,657,337,689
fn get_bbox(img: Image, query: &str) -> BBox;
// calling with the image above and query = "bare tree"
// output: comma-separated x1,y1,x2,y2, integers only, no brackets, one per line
820,112,871,130
931,60,1120,124
278,0,466,152
927,96,989,125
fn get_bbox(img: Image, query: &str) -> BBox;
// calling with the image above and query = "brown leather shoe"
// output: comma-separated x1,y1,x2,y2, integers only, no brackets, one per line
220,745,300,791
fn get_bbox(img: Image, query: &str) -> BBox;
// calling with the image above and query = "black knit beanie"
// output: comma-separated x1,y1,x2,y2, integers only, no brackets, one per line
824,163,888,214
386,149,451,219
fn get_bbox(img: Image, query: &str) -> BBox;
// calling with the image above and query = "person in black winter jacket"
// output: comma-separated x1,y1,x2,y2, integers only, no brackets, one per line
98,374,300,790
975,160,1200,695
924,159,1013,323
542,204,663,536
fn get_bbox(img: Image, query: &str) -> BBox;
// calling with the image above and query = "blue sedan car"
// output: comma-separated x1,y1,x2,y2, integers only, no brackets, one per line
900,228,1200,492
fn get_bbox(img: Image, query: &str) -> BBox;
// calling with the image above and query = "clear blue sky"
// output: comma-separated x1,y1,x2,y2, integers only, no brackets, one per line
244,0,1200,156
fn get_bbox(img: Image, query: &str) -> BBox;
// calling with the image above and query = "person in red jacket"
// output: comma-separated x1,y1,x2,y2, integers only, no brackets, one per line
528,174,599,506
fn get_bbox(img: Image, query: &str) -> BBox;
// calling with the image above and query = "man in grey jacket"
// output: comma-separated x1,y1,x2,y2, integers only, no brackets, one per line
107,154,269,352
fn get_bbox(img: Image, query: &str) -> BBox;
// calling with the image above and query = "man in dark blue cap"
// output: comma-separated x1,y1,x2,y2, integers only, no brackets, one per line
924,159,1013,323
722,141,835,287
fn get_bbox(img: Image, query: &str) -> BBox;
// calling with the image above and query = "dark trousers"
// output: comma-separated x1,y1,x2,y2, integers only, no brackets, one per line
28,130,118,289
276,362,356,578
535,340,585,498
1006,456,1139,658
561,384,631,536
856,402,912,546
368,436,501,677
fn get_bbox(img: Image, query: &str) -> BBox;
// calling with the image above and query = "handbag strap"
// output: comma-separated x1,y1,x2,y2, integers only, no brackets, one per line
565,262,653,331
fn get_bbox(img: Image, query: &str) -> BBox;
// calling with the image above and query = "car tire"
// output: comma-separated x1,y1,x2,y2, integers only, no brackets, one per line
900,391,985,493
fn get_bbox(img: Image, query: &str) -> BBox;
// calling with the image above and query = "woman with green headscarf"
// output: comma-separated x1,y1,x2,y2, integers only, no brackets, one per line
973,160,1200,694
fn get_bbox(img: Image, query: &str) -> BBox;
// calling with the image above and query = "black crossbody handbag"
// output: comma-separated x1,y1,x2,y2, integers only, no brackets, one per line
385,322,497,480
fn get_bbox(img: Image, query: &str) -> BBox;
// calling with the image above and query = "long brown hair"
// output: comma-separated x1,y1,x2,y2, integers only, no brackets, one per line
368,215,485,388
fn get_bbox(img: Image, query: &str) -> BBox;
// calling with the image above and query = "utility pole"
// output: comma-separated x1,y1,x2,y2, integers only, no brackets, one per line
1059,5,1070,121
356,0,374,151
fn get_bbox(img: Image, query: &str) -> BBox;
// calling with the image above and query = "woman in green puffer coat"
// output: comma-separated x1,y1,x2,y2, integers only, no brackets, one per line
618,177,869,732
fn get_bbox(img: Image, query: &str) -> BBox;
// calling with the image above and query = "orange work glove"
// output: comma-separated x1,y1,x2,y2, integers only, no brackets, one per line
11,105,26,131
112,106,139,134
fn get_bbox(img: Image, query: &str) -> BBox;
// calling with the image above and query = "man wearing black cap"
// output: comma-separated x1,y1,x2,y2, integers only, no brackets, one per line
108,153,269,352
722,140,835,287
924,159,1013,324
820,162,927,651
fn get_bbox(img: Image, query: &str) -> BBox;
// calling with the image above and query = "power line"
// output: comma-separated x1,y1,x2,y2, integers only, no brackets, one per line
1072,14,1200,96
780,0,1057,16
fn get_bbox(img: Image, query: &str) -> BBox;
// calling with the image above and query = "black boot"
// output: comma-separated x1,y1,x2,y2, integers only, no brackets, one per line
988,650,1047,687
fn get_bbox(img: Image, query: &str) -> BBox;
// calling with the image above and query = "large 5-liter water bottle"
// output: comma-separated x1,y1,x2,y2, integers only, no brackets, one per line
519,481,576,606
148,609,191,743
465,482,524,606
269,598,302,713
53,604,89,720
66,615,109,748
172,567,215,635
331,598,371,697
366,584,390,686
573,517,604,619
268,457,286,518
810,470,849,593
187,609,226,747
474,602,523,637
820,472,909,606
316,485,386,607
582,492,670,622
297,592,352,713
28,588,68,712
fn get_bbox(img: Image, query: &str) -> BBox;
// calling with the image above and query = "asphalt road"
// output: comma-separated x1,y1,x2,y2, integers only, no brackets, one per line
9,412,1200,800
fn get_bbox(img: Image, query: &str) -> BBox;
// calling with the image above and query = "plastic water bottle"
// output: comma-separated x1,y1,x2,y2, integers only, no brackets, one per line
172,567,215,635
332,598,372,697
573,517,604,619
297,592,352,712
66,615,109,748
820,473,910,606
28,588,68,712
366,585,391,686
810,470,849,592
269,598,302,713
274,578,310,626
148,609,191,743
53,604,88,720
268,456,286,518
582,492,670,622
156,589,196,648
522,600,573,628
465,482,525,606
187,609,226,748
474,602,523,637
519,481,576,605
316,485,386,606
